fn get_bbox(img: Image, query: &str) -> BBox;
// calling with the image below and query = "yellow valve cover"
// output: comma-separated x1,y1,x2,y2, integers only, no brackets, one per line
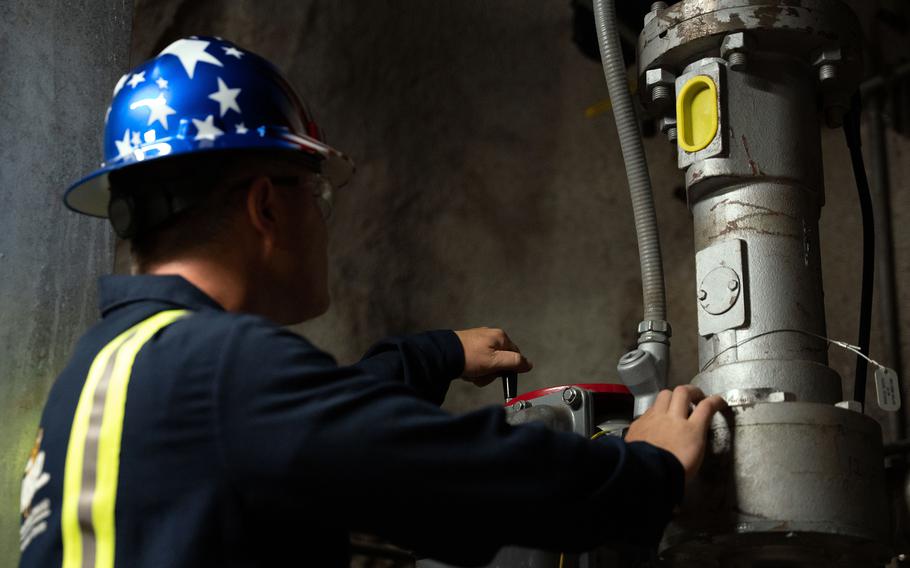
676,75,719,153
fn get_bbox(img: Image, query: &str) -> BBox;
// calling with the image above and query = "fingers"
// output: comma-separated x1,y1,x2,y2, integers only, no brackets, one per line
649,385,706,416
481,328,530,371
500,331,518,352
492,350,533,373
669,385,705,417
456,327,532,379
487,328,520,353
652,389,673,412
689,395,727,433
668,386,691,417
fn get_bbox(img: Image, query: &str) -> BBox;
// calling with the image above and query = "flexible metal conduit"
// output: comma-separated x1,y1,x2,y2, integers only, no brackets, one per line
592,0,668,323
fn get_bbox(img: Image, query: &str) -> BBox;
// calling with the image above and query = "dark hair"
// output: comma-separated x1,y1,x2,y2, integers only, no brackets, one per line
109,152,257,272
111,150,322,272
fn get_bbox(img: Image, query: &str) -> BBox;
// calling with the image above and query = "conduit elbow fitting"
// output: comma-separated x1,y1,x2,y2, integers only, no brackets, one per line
619,321,671,417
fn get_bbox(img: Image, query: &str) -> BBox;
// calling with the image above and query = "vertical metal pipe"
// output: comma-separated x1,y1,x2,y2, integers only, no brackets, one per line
689,57,842,404
868,94,906,440
639,3,892,564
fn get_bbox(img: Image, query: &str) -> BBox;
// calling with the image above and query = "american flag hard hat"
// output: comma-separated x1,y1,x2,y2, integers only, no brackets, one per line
64,36,354,218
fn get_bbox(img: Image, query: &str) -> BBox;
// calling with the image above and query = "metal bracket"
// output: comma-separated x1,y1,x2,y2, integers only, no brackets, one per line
696,238,747,336
504,387,593,437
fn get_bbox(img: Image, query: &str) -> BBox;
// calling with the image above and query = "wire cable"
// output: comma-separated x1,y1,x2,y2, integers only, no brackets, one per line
700,328,886,373
843,92,876,407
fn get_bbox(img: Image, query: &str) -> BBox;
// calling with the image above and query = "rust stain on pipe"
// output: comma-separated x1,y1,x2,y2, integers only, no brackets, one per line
741,135,763,176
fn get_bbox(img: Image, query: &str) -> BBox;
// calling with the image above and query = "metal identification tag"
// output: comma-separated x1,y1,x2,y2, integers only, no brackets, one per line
874,367,902,412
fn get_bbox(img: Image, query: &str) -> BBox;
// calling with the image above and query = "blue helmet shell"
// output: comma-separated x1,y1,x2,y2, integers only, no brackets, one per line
65,36,354,218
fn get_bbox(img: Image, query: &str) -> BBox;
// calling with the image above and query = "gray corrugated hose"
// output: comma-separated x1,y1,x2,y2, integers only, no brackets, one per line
592,0,667,324
595,0,669,415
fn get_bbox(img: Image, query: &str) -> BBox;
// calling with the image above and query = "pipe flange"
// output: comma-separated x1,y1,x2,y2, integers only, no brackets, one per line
638,0,862,111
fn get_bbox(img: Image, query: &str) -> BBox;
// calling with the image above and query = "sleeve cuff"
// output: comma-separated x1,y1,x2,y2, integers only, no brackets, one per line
422,329,466,382
357,330,465,405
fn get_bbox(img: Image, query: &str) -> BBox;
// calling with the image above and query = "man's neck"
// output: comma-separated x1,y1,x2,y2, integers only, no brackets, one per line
144,258,251,314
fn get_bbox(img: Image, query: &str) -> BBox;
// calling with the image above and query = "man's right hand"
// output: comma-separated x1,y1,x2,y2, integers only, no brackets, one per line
454,327,533,386
624,385,727,482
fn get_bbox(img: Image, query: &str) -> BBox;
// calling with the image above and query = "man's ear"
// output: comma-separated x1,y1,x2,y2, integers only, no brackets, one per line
245,175,278,249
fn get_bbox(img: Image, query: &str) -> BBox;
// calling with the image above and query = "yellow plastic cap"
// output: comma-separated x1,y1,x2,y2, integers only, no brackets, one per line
676,75,719,153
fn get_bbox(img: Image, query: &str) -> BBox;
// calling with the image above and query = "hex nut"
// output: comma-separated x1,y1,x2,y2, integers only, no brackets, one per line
511,400,530,411
719,32,750,58
766,391,788,403
721,33,752,71
637,320,672,336
643,2,667,27
812,47,843,67
562,387,581,409
659,117,678,143
645,68,676,98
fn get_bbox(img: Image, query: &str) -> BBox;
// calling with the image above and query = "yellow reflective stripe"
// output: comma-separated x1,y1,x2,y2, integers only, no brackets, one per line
92,310,188,567
62,309,190,568
62,328,134,568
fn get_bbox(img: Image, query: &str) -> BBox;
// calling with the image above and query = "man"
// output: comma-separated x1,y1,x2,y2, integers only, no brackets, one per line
19,37,725,567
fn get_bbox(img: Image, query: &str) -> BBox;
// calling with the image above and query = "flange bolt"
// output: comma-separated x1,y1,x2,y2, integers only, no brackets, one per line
819,63,837,83
563,387,582,409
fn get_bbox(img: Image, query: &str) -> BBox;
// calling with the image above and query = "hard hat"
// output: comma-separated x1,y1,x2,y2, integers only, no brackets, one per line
64,36,354,218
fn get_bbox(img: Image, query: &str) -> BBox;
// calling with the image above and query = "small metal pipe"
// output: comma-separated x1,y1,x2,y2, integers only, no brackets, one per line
867,95,906,440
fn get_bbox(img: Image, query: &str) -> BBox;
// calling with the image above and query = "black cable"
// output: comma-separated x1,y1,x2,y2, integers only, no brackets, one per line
843,92,876,408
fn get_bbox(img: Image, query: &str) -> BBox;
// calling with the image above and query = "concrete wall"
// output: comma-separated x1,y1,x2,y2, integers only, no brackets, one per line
126,0,910,431
0,1,132,563
1,0,906,565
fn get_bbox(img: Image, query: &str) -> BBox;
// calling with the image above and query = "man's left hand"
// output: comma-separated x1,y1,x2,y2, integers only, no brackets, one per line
454,327,533,387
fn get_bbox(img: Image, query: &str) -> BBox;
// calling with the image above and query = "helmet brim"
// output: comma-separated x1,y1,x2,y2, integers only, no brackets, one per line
64,134,354,219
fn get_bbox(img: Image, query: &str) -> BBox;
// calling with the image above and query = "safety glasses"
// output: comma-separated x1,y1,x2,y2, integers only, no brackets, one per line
270,174,334,220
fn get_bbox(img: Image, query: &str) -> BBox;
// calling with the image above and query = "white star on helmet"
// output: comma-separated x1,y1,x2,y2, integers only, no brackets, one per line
159,38,223,79
208,77,242,117
192,115,224,141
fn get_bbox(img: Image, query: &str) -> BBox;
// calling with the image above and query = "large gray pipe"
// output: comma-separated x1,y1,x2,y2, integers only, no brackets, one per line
592,0,667,324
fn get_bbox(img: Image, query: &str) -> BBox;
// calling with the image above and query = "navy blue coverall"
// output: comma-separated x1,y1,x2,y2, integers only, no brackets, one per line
19,275,683,567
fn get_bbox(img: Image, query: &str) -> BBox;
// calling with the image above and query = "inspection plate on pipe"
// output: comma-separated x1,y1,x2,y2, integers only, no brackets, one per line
696,238,747,336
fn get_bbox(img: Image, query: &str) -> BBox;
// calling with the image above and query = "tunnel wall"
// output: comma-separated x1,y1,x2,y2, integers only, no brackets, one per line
124,0,910,424
2,0,909,565
0,1,132,563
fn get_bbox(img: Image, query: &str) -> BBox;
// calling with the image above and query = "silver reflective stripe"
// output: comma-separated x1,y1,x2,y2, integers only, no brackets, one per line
76,331,136,568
